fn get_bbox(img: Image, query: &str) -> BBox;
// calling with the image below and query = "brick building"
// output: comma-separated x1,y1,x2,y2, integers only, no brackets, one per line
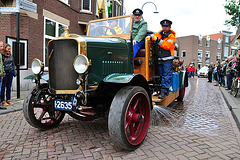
176,30,234,70
0,0,123,90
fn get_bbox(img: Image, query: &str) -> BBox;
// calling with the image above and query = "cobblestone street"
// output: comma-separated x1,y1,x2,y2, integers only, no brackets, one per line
0,77,240,159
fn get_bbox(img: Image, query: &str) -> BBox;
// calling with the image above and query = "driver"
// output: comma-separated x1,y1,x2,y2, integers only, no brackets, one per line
148,19,176,99
106,19,123,35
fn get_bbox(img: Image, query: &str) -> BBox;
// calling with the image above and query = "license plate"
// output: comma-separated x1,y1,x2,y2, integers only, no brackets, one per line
55,100,72,111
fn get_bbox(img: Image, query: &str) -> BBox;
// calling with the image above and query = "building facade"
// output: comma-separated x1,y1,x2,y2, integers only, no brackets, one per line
176,30,234,70
0,0,123,90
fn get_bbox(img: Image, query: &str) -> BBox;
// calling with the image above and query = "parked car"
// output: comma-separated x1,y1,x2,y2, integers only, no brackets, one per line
23,15,188,150
198,66,208,78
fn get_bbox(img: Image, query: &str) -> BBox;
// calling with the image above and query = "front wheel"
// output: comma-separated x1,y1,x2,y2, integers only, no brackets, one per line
23,84,65,130
232,79,239,97
108,86,151,150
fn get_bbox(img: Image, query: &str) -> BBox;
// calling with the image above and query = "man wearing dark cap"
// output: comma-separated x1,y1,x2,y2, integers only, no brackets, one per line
132,8,147,58
149,19,176,99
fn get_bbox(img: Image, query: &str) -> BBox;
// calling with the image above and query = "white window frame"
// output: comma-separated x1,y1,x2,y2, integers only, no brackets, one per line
198,50,202,62
217,52,221,62
205,51,210,63
44,17,68,67
217,38,221,49
181,50,186,58
225,36,229,43
224,46,229,58
81,0,91,12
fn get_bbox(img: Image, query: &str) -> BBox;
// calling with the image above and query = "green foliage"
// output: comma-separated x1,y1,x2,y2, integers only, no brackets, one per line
224,0,239,27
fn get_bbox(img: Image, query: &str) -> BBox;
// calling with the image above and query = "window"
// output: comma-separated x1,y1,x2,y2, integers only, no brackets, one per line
224,46,229,57
181,50,186,58
60,0,68,4
205,51,210,63
82,0,91,11
198,35,202,46
206,36,210,47
44,17,68,66
198,50,202,62
225,36,229,43
217,52,221,62
217,38,221,49
108,0,113,17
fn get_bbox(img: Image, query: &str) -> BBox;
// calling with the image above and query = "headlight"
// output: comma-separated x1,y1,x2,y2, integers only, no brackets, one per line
73,55,90,74
31,58,44,74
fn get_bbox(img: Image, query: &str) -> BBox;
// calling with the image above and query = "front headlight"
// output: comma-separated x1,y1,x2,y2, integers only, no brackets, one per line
73,55,90,74
31,58,44,74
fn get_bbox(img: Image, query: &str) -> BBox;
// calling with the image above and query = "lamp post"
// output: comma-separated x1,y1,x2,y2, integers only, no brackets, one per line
141,1,159,14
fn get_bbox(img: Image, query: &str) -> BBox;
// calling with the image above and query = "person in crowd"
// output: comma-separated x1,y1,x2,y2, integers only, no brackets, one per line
106,19,123,35
225,56,233,90
0,41,6,109
132,8,147,58
187,65,192,77
218,62,225,87
214,61,221,86
191,65,195,78
208,62,214,82
1,43,16,106
148,19,176,99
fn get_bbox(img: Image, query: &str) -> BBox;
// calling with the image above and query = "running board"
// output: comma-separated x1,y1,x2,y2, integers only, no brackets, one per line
152,89,179,107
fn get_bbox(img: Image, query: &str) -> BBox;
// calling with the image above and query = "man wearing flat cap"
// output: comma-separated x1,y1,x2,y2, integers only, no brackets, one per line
132,8,147,58
149,19,176,99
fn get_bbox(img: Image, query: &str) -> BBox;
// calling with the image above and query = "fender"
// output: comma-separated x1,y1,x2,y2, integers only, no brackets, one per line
24,73,49,82
179,70,188,90
98,73,152,108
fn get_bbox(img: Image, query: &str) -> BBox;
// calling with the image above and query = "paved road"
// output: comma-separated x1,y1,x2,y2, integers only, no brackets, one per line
0,78,240,159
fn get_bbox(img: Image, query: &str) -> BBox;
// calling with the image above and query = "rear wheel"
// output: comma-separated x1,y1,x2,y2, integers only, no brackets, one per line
23,84,65,130
108,86,151,150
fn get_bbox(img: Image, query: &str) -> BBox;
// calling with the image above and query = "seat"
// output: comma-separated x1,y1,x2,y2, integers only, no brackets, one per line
135,49,145,57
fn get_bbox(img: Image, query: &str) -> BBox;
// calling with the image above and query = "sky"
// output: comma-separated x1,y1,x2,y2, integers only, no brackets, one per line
123,0,236,37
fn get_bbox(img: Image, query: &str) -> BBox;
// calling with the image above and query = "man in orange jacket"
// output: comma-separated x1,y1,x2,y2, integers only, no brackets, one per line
152,19,176,99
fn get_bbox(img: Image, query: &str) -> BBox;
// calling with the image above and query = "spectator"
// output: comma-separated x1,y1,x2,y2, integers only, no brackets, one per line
225,56,233,90
208,62,214,82
0,41,6,109
1,43,16,106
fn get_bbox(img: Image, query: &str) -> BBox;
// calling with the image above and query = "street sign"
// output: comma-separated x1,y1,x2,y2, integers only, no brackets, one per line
20,0,37,13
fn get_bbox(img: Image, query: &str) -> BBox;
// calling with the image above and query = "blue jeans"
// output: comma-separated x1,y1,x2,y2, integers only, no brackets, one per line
1,70,14,102
133,41,144,58
158,62,172,93
227,74,233,90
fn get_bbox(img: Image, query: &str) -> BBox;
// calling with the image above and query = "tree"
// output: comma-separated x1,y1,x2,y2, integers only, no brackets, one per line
224,0,239,28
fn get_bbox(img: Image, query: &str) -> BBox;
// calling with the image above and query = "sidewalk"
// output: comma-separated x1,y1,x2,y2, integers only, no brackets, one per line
0,90,28,115
219,85,240,131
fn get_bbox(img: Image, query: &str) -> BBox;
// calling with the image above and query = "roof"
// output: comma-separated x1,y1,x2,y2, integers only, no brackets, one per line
203,32,235,41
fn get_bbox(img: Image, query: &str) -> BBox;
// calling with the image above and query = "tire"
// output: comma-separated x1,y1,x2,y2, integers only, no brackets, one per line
232,79,239,97
108,86,151,150
23,84,65,130
177,80,186,102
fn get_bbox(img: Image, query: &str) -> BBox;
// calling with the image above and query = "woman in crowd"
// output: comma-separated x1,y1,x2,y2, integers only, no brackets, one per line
0,42,6,109
1,43,16,106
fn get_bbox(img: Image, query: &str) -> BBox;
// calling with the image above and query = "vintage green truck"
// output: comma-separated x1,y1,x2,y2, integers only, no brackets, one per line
23,14,187,150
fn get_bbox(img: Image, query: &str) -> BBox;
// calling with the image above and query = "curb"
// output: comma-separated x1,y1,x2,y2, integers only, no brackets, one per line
219,86,240,131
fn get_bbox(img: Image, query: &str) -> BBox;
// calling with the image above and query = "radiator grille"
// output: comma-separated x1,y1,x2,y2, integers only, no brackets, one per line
48,39,79,91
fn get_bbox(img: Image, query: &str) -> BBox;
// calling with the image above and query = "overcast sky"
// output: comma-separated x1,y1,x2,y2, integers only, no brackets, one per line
124,0,236,37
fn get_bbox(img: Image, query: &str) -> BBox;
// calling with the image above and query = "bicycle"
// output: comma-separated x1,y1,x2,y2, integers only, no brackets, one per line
231,70,240,97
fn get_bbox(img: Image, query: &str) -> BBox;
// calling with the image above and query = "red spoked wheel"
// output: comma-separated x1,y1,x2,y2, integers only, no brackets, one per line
108,86,151,150
23,84,65,130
